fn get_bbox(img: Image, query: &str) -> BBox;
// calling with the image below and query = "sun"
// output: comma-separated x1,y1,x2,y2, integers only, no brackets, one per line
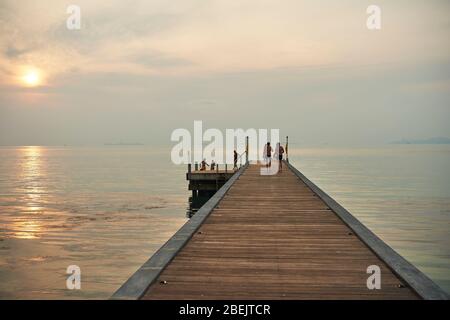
22,70,41,87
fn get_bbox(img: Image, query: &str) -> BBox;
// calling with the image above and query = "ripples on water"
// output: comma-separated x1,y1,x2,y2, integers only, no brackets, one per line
0,145,449,298
0,146,188,299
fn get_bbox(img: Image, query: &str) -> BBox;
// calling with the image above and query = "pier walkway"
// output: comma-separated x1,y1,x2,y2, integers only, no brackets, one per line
112,163,448,300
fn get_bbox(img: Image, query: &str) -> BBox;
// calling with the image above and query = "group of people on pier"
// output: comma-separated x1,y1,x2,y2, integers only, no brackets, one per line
263,142,285,171
199,150,239,171
199,142,285,172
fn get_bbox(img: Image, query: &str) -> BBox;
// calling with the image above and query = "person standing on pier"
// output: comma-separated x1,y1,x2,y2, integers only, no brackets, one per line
264,142,272,167
277,142,285,172
200,159,209,171
233,150,238,170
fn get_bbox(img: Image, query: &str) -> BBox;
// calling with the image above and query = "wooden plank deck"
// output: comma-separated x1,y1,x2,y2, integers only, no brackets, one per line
141,164,420,299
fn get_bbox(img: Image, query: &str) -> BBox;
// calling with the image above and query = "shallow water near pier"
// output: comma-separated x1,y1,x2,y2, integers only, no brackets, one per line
0,145,449,298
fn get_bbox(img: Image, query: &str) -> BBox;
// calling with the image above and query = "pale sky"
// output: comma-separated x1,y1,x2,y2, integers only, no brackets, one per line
0,0,449,146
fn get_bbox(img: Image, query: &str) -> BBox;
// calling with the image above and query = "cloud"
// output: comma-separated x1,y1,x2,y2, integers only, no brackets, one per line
0,1,449,145
1,0,449,84
132,52,194,69
4,46,33,59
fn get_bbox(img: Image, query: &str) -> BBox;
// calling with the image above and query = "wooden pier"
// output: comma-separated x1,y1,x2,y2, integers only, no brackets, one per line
112,162,448,300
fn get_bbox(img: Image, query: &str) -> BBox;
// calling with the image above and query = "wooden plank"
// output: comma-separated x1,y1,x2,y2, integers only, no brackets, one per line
141,164,427,300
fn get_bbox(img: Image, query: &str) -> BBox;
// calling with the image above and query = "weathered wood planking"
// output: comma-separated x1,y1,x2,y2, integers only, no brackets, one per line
142,164,422,299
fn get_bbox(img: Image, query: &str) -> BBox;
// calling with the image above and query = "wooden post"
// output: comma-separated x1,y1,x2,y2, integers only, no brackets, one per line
245,136,249,164
225,164,228,172
286,136,289,163
216,164,219,173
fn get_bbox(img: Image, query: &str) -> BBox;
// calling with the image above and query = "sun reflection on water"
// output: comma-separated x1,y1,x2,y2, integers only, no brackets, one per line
10,219,43,239
11,146,47,239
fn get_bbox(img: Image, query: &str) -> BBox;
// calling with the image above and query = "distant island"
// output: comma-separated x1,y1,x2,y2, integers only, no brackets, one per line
391,137,450,144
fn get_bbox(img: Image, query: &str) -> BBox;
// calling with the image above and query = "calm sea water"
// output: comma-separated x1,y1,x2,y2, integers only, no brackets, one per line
0,145,449,299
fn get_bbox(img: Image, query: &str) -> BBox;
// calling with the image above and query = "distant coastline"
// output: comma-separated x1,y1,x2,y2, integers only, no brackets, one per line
391,137,450,145
104,142,144,146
